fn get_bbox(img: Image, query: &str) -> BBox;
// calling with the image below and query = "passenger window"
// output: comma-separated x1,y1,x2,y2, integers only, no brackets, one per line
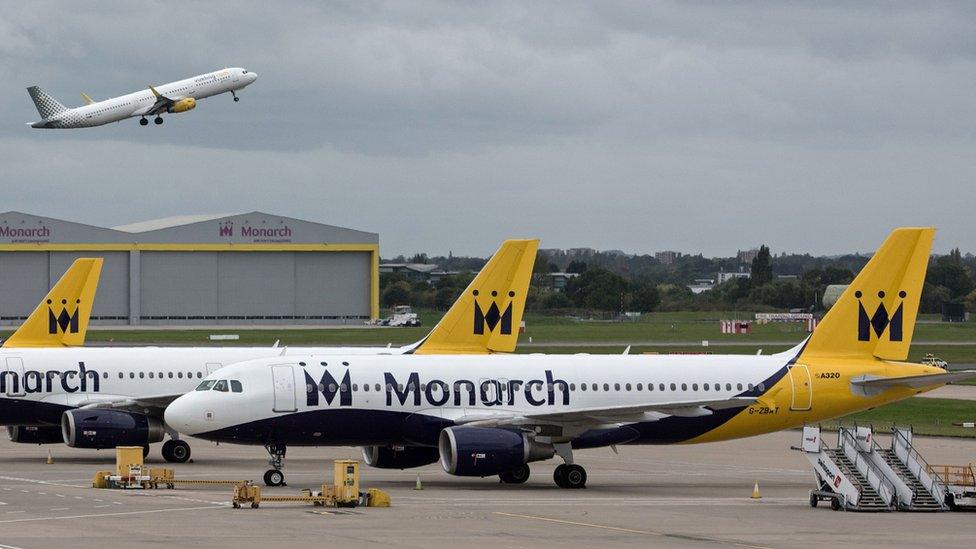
213,380,228,392
737,383,743,391
669,383,676,391
330,383,337,392
703,383,709,391
681,383,687,391
659,383,664,391
569,383,576,391
102,372,108,379
692,383,698,391
614,383,620,391
230,380,243,393
726,383,732,391
196,380,216,391
168,372,174,379
625,383,632,391
375,384,381,392
580,383,587,391
139,372,145,379
197,372,203,378
636,383,642,391
178,372,184,379
118,372,124,379
603,383,609,391
591,383,597,391
363,384,369,392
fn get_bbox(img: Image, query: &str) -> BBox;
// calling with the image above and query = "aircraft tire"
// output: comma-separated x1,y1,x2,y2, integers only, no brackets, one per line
234,96,240,102
553,464,567,488
142,444,150,459
499,464,530,484
154,117,163,125
264,469,285,487
162,440,191,463
561,464,587,489
139,118,148,126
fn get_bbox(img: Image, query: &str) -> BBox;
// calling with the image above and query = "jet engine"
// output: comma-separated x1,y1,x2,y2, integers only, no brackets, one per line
362,445,440,469
61,410,164,449
8,425,64,444
438,426,554,477
168,98,196,113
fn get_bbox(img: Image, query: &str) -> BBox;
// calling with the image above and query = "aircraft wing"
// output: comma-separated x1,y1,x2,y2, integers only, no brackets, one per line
74,393,184,415
136,86,176,116
451,396,756,428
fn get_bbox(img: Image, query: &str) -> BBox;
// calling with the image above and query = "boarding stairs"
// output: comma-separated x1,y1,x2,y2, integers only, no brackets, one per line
800,425,947,512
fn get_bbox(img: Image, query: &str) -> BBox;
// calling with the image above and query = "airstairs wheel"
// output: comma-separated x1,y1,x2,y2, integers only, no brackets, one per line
809,493,818,508
830,497,841,511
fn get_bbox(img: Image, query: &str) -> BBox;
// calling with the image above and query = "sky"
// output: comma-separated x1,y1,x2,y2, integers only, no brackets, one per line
2,1,974,258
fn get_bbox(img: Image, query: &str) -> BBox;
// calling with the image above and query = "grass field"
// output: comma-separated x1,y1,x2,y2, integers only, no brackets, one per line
824,397,976,438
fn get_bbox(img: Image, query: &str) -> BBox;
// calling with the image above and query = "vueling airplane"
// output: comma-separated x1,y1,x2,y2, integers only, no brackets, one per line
0,240,537,467
3,258,102,348
26,67,257,129
166,228,976,489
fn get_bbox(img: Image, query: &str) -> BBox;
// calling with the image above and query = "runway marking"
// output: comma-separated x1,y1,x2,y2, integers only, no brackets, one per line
0,543,27,549
50,507,70,511
0,504,222,524
494,511,776,549
5,511,24,514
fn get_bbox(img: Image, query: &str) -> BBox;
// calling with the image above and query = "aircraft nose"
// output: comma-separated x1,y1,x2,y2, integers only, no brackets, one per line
248,71,258,82
164,393,207,435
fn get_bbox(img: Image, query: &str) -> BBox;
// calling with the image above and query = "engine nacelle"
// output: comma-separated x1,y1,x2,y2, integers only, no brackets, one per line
168,98,196,113
8,425,64,444
61,410,164,449
438,426,554,477
362,445,440,469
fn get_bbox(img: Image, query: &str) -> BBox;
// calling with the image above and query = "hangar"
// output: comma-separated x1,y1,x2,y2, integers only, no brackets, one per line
0,211,378,326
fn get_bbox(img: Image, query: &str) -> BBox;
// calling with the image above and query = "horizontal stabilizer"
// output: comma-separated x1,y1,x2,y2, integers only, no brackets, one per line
851,370,976,391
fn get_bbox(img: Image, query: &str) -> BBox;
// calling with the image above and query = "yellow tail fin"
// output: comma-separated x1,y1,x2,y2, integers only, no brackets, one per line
801,228,934,361
3,258,103,348
414,239,539,354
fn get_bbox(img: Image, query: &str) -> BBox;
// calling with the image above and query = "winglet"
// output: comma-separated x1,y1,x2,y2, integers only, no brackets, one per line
149,86,161,98
81,92,94,105
413,239,538,354
3,258,103,348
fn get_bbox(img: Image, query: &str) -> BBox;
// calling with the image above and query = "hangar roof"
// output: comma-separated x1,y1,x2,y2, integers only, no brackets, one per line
0,211,378,245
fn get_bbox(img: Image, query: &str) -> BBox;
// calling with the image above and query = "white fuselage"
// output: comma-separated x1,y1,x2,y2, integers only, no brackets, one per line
165,351,791,445
0,344,411,427
31,67,257,128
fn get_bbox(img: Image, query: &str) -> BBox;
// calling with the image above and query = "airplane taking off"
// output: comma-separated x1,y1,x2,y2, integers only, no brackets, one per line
166,228,976,488
26,67,257,128
0,240,538,466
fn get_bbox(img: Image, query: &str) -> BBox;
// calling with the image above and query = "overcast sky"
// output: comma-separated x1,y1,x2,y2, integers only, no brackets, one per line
2,1,974,257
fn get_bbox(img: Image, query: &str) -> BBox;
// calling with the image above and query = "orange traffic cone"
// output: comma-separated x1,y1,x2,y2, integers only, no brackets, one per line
751,482,761,499
46,449,54,464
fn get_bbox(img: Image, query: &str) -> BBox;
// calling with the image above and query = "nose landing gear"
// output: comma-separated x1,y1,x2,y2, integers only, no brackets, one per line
263,443,287,486
231,90,240,102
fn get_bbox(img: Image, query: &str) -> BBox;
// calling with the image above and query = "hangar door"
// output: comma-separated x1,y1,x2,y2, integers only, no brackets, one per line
50,252,129,324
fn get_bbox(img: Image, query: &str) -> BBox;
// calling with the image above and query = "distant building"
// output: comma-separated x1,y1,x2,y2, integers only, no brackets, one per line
687,278,716,294
655,250,682,265
737,248,760,264
717,270,750,284
547,272,580,292
379,263,440,283
776,274,798,281
567,247,596,257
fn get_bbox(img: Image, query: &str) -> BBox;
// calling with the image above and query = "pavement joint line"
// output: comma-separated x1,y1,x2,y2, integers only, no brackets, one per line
0,543,27,549
492,511,776,549
0,504,223,524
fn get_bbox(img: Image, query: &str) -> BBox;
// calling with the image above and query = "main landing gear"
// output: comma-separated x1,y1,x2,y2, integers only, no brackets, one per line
154,116,164,125
263,443,287,487
499,463,531,484
552,443,586,489
231,90,240,102
162,439,191,463
139,117,148,126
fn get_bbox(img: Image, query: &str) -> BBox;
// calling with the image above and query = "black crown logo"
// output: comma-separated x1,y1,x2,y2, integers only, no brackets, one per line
856,290,905,342
47,298,80,335
473,289,515,335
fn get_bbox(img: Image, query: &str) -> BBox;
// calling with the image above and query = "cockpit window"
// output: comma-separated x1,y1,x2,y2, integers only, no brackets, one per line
230,380,243,393
213,380,229,392
243,70,248,74
195,380,216,391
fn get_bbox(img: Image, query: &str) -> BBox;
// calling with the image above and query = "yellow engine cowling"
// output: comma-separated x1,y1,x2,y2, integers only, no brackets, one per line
168,98,196,113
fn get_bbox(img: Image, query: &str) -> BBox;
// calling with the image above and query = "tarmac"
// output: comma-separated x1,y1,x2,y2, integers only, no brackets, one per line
0,431,974,548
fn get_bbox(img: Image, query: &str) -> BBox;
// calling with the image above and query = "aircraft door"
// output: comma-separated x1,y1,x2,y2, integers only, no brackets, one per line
272,365,297,413
4,357,25,397
788,364,812,411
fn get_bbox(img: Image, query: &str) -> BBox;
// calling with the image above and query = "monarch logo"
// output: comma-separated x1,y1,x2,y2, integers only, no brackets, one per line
218,221,234,237
47,298,80,335
304,368,352,407
472,289,515,335
856,290,905,342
